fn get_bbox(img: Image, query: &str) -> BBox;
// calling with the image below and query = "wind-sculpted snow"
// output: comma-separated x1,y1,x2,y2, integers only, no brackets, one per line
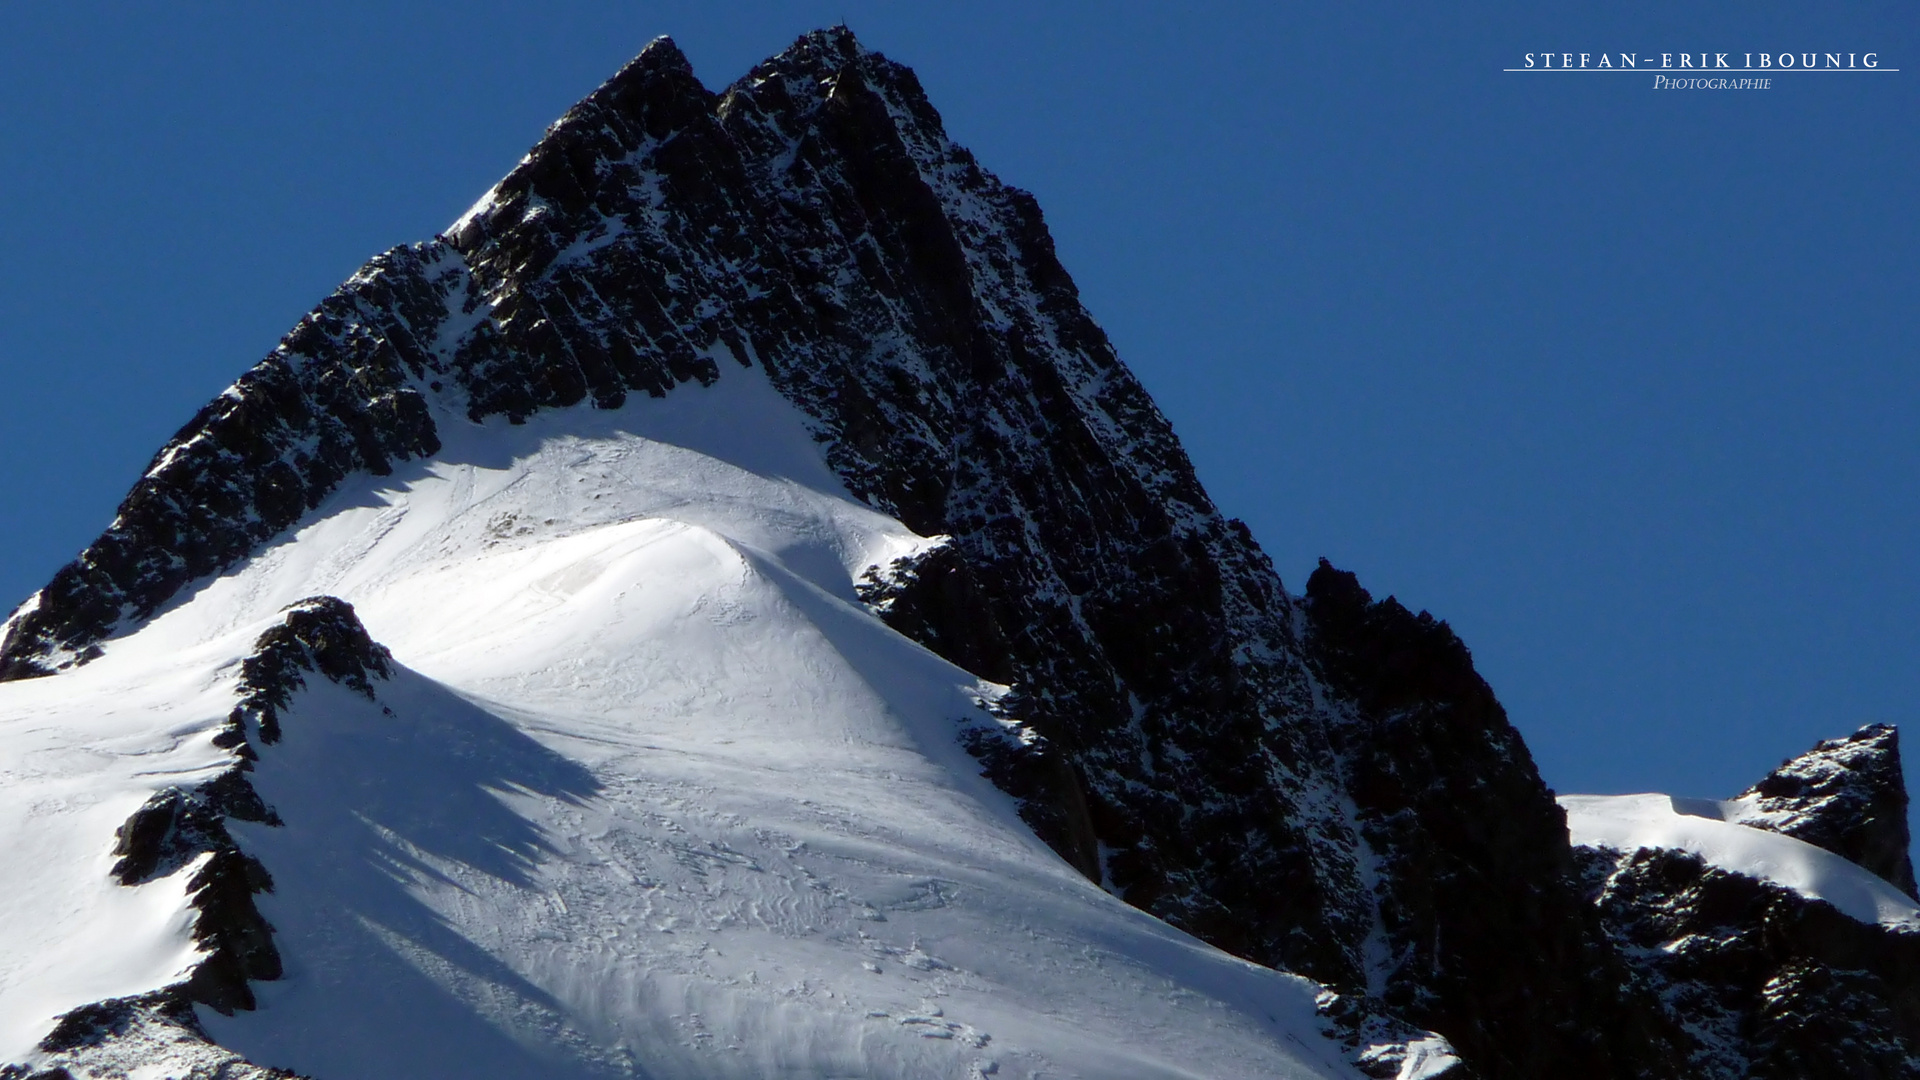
0,26,1486,1074
0,637,246,1060
430,32,1595,1073
1,371,1402,1078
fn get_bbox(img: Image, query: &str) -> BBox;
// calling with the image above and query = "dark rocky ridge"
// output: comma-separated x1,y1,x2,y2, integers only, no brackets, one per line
0,254,451,680
22,597,392,1074
108,774,281,1015
231,594,395,745
0,992,305,1080
1302,561,1677,1075
1572,730,1920,1078
0,27,1907,1077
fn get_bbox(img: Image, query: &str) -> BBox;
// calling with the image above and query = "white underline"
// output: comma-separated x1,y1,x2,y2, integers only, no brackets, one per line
1502,68,1898,72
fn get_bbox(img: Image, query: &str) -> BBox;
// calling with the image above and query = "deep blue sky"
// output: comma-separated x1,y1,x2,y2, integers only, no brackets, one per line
1,4,1914,816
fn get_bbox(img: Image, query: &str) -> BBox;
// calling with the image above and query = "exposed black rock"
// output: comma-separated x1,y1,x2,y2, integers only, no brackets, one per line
93,596,392,1021
1576,843,1920,1079
1317,989,1484,1080
110,775,282,1014
1302,559,1683,1077
1733,723,1915,897
39,994,192,1054
0,251,452,680
858,543,1017,686
231,595,394,744
859,544,1103,882
962,715,1105,887
4,33,1387,1029
110,771,279,884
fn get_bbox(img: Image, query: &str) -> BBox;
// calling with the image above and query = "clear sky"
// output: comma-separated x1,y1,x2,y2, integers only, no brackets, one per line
1,4,1914,822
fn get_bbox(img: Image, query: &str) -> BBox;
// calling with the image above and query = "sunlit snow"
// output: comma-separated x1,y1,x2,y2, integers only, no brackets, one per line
1560,793,1920,931
0,364,1374,1078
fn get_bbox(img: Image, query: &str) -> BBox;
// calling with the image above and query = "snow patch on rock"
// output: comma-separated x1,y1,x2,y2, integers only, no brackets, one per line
1560,793,1920,930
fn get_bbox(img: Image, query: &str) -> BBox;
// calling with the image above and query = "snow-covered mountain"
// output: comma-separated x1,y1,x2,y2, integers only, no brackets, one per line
2,375,1423,1080
0,28,1911,1080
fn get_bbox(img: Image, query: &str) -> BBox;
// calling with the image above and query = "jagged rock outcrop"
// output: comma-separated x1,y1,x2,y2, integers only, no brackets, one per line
1302,561,1681,1076
1,27,1906,1078
1731,724,1915,898
18,598,394,1075
424,40,1610,1075
857,543,1016,687
109,773,281,1015
0,257,450,680
2,29,1377,1001
230,595,394,744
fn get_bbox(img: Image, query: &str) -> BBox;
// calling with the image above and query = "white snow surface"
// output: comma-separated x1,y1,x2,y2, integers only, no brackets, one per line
1560,793,1920,931
0,366,1370,1078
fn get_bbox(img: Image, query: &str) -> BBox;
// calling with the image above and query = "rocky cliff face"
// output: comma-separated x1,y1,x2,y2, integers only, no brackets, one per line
1573,728,1920,1079
1301,562,1676,1075
1,28,1909,1079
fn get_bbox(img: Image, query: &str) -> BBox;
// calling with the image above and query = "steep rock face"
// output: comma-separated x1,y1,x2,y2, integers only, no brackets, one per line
0,27,1830,1077
1302,562,1679,1077
0,255,454,680
1577,844,1920,1079
1731,724,1915,897
431,36,1375,995
420,39,1650,1075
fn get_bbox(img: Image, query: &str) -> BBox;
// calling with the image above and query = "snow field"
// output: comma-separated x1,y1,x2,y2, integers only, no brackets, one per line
2,365,1368,1078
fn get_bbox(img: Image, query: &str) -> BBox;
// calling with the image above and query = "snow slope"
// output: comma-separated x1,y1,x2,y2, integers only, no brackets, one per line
1560,793,1920,931
0,365,1396,1078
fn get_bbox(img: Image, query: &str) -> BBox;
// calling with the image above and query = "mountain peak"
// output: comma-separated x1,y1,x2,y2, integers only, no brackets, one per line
5,27,1909,1079
634,33,692,70
751,25,867,78
1730,723,1915,897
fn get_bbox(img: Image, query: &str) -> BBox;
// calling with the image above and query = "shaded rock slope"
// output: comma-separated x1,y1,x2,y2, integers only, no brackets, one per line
0,27,1909,1078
